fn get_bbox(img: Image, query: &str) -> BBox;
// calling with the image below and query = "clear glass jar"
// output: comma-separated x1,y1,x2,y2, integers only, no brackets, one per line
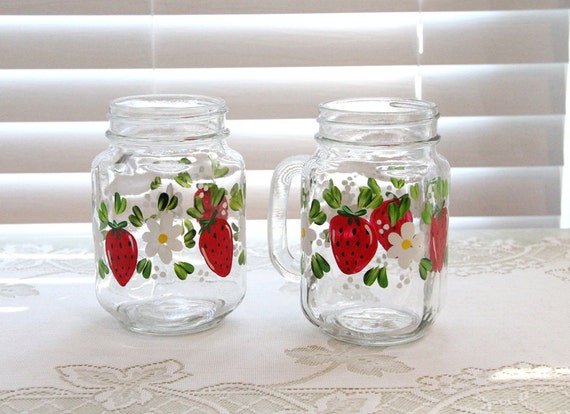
269,97,450,346
92,95,246,335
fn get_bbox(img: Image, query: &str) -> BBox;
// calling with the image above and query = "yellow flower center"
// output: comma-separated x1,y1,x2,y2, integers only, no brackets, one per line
158,233,168,244
401,239,412,250
301,228,306,239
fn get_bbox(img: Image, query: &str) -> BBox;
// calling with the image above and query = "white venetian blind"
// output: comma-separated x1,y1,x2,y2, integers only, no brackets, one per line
0,0,568,227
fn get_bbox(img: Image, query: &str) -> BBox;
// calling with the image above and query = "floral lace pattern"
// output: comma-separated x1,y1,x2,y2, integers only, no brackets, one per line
0,227,569,413
448,230,570,281
1,360,568,413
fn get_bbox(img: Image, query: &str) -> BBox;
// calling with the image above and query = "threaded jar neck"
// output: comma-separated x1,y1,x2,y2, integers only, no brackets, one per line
316,97,439,145
107,94,228,142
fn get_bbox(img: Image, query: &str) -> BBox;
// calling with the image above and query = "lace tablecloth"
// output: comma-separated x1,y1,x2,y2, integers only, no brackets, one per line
1,221,569,413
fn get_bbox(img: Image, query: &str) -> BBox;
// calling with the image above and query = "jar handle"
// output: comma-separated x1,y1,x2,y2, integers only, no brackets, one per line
268,155,309,283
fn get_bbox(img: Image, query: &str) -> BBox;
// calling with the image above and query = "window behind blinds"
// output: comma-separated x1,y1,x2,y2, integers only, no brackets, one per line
0,1,568,228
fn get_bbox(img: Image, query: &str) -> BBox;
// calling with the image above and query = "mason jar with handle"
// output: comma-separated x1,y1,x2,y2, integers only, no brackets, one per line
92,94,246,335
268,97,450,346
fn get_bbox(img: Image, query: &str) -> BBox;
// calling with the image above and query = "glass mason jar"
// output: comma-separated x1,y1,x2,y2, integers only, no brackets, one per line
92,95,246,335
269,97,450,346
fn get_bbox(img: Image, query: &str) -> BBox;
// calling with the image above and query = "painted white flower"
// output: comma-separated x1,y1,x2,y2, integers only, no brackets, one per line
387,222,424,269
142,212,183,264
301,217,317,256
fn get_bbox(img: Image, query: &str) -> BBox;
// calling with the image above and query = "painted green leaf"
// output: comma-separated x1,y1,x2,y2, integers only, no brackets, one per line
323,180,342,209
419,258,433,280
398,195,411,219
179,157,192,165
150,176,162,190
388,201,399,227
98,202,109,225
174,263,187,280
166,195,179,210
229,186,244,211
211,186,226,207
309,199,326,225
410,183,420,200
186,207,202,219
378,266,388,288
179,261,195,274
391,177,405,189
368,178,381,195
238,250,246,266
442,179,449,198
114,192,127,215
213,166,230,178
311,255,324,279
98,259,109,279
363,267,379,286
184,229,197,249
421,203,433,225
314,253,330,273
174,261,195,280
367,195,384,209
136,258,152,279
174,172,192,188
358,187,372,209
129,205,144,227
157,192,169,211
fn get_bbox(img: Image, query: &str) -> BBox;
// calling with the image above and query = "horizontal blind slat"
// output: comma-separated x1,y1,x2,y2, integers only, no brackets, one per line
0,16,153,69
0,115,563,173
1,64,564,122
154,14,417,68
0,167,561,223
4,0,568,14
422,10,569,65
3,11,565,69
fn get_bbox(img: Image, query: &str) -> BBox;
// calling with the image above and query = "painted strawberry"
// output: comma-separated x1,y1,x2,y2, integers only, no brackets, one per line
190,184,228,221
329,206,378,274
429,206,448,272
198,210,233,277
105,224,138,287
371,197,413,251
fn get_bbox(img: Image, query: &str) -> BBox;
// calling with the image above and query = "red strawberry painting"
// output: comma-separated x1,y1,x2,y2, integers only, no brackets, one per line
189,184,228,221
199,211,233,277
105,226,138,287
329,206,378,274
429,206,448,272
371,198,413,251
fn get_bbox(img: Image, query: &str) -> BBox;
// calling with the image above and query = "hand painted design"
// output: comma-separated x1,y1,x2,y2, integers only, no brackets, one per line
98,193,138,287
386,222,424,269
95,157,246,285
329,206,377,275
370,197,413,251
429,206,448,272
198,211,233,277
187,180,246,277
305,174,449,288
142,212,183,264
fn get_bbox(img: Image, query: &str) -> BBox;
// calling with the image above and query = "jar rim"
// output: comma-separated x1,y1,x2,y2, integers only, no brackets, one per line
108,94,227,120
318,97,439,125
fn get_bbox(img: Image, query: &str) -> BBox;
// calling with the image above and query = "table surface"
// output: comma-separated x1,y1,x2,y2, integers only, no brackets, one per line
1,221,569,413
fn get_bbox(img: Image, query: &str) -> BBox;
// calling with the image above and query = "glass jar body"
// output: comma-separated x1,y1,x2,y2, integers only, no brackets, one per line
269,97,450,346
92,95,246,335
299,140,449,345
